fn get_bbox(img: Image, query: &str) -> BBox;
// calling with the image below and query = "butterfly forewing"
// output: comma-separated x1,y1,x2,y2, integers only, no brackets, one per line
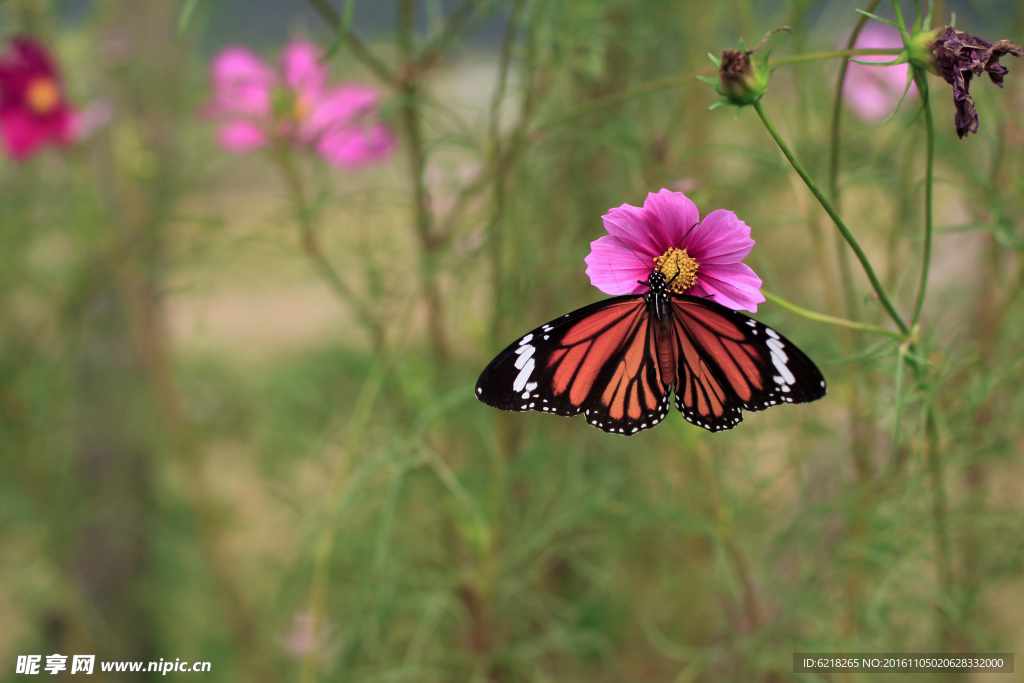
475,296,671,435
670,295,827,432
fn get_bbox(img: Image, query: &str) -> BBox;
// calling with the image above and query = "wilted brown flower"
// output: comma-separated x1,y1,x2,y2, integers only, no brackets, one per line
930,27,1022,138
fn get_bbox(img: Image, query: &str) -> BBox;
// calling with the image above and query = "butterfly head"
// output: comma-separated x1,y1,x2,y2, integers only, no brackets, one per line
644,270,668,293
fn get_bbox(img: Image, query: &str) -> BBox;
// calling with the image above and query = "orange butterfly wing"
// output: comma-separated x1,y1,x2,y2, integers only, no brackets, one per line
475,296,671,435
669,296,826,431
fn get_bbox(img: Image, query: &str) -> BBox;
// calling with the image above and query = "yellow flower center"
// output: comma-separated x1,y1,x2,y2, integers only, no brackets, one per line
26,77,60,115
654,247,699,293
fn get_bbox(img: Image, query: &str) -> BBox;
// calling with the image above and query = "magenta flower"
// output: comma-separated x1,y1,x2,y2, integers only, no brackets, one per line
843,23,918,123
585,189,765,312
206,41,395,168
0,37,77,160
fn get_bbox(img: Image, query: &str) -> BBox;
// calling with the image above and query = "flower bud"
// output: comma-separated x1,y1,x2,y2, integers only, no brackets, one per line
719,49,768,104
700,28,789,109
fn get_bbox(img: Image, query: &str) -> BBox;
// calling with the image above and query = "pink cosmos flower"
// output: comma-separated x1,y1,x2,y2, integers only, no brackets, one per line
843,23,918,123
206,41,395,168
0,37,77,160
585,189,765,312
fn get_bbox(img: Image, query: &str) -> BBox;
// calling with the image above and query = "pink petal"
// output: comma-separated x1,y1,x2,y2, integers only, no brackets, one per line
601,203,663,259
684,209,755,265
280,41,325,101
317,121,396,168
584,234,653,295
304,85,378,137
641,189,702,251
694,262,764,313
208,47,275,119
0,107,69,159
217,120,267,152
307,85,396,167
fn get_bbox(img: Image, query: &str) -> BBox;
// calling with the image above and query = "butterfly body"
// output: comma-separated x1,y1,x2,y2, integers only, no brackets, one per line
476,272,826,435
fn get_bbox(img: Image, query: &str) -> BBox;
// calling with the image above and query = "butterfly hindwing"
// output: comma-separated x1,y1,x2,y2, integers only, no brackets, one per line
670,295,827,432
475,296,671,435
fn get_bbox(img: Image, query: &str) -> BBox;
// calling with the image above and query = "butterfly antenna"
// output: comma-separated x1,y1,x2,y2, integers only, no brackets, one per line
672,221,699,251
613,235,652,272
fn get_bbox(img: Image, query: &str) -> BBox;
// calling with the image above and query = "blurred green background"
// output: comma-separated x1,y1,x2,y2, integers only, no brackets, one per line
3,0,1024,681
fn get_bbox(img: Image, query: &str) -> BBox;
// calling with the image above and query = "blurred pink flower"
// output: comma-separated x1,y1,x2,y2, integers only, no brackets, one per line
0,37,77,160
73,98,114,140
206,41,395,168
670,177,700,194
279,612,344,663
585,189,764,312
843,23,918,122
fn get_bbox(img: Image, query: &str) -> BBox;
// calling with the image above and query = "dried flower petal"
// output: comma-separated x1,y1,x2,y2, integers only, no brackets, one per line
931,27,1023,138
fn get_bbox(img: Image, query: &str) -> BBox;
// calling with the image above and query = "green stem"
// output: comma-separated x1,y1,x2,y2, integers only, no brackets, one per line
911,74,934,328
775,46,902,65
830,0,882,207
298,354,391,683
925,407,953,651
752,100,909,336
534,48,901,134
397,0,448,364
276,147,385,349
306,0,396,84
486,0,525,347
829,0,881,321
890,0,909,41
416,0,478,71
762,290,903,339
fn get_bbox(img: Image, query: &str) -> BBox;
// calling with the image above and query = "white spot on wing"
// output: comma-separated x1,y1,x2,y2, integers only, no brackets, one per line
771,353,796,384
519,334,533,345
765,328,779,340
766,337,787,361
513,358,535,392
514,344,535,369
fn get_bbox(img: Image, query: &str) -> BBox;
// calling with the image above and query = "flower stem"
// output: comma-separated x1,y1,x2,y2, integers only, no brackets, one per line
298,354,390,683
911,73,934,328
925,407,953,651
829,0,881,321
752,99,910,336
774,46,902,65
398,0,449,365
534,48,901,134
305,0,396,84
762,290,903,339
276,147,386,349
486,0,525,347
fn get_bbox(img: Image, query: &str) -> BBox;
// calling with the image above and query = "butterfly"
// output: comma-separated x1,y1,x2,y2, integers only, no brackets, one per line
475,269,826,434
